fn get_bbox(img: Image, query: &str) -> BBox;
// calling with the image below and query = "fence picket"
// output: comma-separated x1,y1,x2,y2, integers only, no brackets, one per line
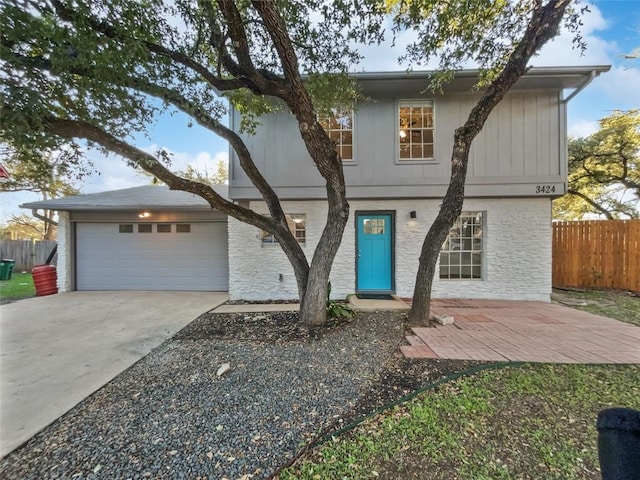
0,240,58,271
552,219,640,292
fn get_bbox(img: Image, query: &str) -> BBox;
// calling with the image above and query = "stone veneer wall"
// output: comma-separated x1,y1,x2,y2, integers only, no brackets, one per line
56,211,72,292
228,197,552,302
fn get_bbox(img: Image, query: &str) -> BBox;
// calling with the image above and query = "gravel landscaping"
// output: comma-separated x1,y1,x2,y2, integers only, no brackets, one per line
0,309,483,479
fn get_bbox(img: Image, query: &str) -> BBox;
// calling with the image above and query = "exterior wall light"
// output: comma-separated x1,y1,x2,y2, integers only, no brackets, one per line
410,210,417,219
138,212,151,218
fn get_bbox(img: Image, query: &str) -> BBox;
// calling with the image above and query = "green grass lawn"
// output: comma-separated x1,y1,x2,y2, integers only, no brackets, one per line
279,364,640,480
552,288,640,326
0,272,36,304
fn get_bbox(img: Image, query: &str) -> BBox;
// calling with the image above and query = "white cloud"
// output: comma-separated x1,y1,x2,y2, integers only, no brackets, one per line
356,22,427,71
356,2,616,71
534,2,613,67
79,145,229,195
568,119,599,138
81,151,148,193
141,145,228,176
1,148,230,222
595,65,640,108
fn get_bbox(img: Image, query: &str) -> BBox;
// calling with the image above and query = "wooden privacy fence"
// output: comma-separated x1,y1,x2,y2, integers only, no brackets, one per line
0,240,58,271
552,220,640,292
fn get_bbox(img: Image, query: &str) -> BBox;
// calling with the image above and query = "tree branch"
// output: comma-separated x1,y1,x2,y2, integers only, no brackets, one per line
35,114,270,232
36,112,311,296
48,0,251,93
201,0,287,96
409,0,571,323
126,77,292,230
251,0,305,94
214,0,255,74
567,189,614,219
2,43,293,233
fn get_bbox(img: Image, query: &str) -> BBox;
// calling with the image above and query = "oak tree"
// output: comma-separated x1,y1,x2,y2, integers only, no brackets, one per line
389,0,582,323
1,0,586,326
553,109,639,220
1,0,384,325
0,146,82,239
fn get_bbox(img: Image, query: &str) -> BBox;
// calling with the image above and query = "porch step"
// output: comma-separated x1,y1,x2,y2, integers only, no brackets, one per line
348,296,410,311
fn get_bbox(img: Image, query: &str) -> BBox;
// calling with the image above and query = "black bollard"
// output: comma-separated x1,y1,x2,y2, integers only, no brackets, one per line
597,407,640,480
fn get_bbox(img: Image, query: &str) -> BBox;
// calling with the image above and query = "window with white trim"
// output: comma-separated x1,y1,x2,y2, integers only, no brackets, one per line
440,212,483,279
399,100,434,161
318,108,353,162
262,214,306,245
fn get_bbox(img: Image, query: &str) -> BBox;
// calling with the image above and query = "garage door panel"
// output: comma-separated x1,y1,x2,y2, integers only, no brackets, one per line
76,222,228,291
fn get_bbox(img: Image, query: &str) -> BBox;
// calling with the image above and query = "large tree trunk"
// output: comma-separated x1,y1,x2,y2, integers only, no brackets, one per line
299,182,350,325
252,0,352,326
409,0,571,324
410,140,471,323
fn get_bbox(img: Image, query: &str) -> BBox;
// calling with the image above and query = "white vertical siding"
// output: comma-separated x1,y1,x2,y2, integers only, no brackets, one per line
510,95,525,176
230,91,564,198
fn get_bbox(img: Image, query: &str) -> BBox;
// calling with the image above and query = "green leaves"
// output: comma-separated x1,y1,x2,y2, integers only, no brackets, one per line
554,110,640,220
386,0,585,92
0,144,84,197
0,0,387,154
389,0,526,86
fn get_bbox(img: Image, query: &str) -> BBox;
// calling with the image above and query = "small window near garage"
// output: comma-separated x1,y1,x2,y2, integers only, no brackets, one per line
440,212,483,279
157,224,172,233
138,224,152,233
119,224,133,233
176,224,191,233
262,214,306,245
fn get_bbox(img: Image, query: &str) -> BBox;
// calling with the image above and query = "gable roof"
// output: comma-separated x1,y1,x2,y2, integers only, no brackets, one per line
20,185,228,211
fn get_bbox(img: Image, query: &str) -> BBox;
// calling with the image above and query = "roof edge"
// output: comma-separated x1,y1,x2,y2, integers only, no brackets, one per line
351,65,611,81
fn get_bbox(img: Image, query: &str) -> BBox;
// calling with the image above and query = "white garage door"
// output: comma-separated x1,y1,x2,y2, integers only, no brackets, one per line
76,222,228,291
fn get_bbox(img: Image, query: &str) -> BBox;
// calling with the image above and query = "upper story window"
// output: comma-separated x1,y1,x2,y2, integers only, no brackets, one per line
318,108,353,162
262,213,306,245
399,100,434,161
440,212,483,280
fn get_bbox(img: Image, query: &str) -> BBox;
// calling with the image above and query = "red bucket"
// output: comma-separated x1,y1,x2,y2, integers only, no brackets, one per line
32,264,58,296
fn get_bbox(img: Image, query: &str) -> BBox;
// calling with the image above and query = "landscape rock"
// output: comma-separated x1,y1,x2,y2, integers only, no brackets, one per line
433,315,455,325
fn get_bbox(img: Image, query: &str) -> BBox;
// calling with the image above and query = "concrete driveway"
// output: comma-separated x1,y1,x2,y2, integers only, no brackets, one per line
0,291,227,457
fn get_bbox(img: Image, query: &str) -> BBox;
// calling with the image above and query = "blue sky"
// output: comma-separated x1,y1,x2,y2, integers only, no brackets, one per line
2,0,639,221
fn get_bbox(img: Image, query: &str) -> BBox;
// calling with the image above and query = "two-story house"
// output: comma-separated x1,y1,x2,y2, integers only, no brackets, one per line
22,66,609,301
227,66,609,301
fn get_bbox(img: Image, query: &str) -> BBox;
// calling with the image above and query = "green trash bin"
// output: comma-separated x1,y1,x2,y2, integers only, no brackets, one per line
0,259,15,281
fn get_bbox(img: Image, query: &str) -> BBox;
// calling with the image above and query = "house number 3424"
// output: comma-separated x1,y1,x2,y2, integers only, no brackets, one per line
535,185,556,193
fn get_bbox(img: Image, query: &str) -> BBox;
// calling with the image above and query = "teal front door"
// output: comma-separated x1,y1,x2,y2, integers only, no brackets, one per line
356,213,393,292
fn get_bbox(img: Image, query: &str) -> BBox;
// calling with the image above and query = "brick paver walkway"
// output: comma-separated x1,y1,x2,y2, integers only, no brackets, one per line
401,299,640,364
